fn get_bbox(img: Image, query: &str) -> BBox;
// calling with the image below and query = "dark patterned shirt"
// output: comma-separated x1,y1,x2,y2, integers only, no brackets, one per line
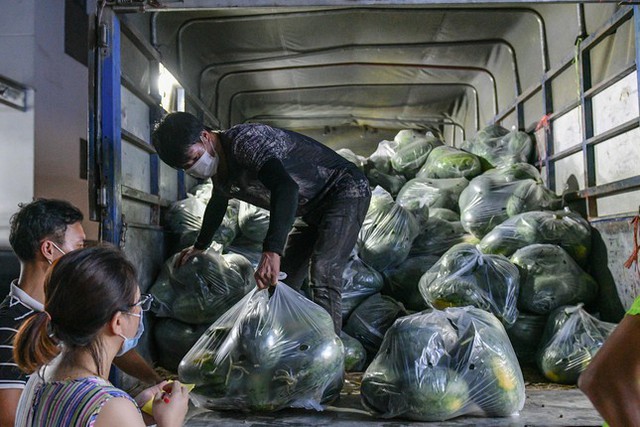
217,124,370,216
0,281,42,389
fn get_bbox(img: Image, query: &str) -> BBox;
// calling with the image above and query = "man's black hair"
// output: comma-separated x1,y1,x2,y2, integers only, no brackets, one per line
152,112,205,169
9,199,84,262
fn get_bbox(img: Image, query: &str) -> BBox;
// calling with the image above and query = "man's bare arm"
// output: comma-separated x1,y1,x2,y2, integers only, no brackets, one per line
0,388,22,427
113,350,162,385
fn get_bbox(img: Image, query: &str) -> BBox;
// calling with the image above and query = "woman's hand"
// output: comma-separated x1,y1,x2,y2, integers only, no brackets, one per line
134,381,168,425
152,380,190,427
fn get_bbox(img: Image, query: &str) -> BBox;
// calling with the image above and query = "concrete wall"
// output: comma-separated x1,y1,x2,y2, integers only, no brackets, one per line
0,0,36,248
33,0,98,240
0,0,98,248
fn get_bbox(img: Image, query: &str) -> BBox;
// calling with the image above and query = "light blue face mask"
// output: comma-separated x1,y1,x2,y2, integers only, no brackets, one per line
117,310,144,357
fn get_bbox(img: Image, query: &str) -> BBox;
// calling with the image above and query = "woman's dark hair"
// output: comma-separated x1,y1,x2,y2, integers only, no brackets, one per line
14,245,139,375
9,199,84,262
152,111,205,169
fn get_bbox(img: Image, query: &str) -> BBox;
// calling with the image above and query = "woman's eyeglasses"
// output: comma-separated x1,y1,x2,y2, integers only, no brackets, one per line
130,293,154,312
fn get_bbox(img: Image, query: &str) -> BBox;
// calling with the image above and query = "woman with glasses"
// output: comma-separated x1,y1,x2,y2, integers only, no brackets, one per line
12,246,189,427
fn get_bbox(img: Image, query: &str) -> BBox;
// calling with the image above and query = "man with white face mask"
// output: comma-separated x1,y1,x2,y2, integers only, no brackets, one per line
0,199,161,426
152,112,371,336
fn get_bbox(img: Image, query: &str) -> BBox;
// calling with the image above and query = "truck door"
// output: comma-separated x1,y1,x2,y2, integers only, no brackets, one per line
87,6,213,377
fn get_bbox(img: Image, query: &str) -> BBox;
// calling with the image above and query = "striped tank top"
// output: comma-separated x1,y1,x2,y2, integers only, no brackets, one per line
15,370,139,427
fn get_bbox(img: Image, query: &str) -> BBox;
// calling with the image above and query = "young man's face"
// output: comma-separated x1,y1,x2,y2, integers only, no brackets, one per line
184,143,205,169
183,131,214,170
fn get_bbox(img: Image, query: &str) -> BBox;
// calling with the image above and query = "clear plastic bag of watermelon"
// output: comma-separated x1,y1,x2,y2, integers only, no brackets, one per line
361,306,525,421
178,278,344,411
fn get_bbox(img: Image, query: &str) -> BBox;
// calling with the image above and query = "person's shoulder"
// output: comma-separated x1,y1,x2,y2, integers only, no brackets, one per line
228,123,276,132
0,293,11,312
93,394,144,427
0,293,35,326
0,290,9,304
69,379,142,427
0,295,11,323
226,123,286,140
78,377,133,400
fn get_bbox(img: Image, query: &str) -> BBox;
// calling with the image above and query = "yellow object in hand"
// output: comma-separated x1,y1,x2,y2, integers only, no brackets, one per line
141,381,195,415
627,295,640,316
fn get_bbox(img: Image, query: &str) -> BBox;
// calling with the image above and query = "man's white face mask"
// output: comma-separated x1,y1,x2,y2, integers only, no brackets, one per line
186,136,219,179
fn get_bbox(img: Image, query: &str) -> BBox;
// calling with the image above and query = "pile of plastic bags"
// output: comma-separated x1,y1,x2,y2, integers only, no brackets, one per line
150,124,612,420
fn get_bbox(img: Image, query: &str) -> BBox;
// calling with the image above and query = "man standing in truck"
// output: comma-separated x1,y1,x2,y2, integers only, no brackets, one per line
0,199,162,426
152,112,371,335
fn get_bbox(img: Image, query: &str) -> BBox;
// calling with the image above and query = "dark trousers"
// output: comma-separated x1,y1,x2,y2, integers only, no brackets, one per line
281,195,370,334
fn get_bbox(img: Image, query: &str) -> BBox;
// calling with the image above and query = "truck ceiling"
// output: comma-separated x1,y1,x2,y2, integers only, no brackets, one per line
115,3,627,150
